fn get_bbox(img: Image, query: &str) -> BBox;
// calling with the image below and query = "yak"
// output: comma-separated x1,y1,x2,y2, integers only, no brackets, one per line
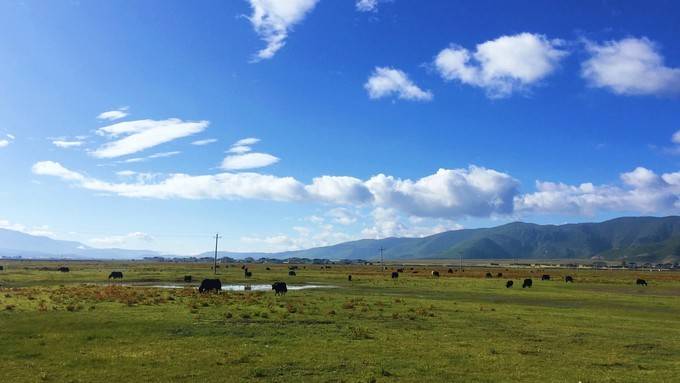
485,272,493,278
58,267,70,273
288,270,296,276
199,279,221,293
447,268,453,274
541,274,551,281
184,275,192,283
272,281,287,295
506,280,514,288
244,271,253,278
108,271,123,280
497,272,503,278
431,271,440,277
391,271,399,279
636,278,648,286
522,278,533,288
348,274,352,281
565,275,574,283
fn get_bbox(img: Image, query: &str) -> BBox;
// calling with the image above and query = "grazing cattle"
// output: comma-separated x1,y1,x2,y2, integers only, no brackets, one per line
348,274,352,281
58,267,70,273
497,272,503,278
541,274,551,281
485,272,493,278
272,281,287,295
522,278,533,288
184,275,192,283
244,271,253,278
636,278,648,286
265,267,271,271
397,268,404,273
565,275,574,283
391,271,399,279
431,271,440,277
288,270,296,276
199,279,221,293
241,265,246,270
506,280,514,288
0,265,4,271
108,271,123,280
447,268,453,274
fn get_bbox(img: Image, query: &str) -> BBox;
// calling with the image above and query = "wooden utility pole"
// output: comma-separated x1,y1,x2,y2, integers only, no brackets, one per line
379,247,385,273
213,233,221,275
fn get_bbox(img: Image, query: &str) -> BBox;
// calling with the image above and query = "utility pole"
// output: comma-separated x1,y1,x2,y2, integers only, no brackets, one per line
379,247,385,273
459,253,463,271
213,233,221,275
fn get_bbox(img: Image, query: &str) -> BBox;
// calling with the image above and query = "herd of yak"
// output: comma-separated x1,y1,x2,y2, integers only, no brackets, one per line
0,265,650,294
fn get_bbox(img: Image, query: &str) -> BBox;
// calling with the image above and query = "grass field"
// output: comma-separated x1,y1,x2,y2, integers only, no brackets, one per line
1,261,680,382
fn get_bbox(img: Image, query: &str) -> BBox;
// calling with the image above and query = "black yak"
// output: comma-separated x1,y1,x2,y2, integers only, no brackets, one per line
348,274,352,281
506,280,514,288
636,278,648,286
391,271,399,279
244,271,253,278
199,279,221,293
58,267,70,273
108,271,123,279
497,272,503,278
184,275,192,283
522,278,533,288
272,281,287,295
447,268,453,273
565,275,574,283
485,272,493,278
431,271,440,277
541,274,551,281
288,270,296,276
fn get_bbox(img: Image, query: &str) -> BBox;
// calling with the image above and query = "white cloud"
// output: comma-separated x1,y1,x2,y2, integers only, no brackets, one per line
0,140,9,148
235,137,260,146
0,133,15,148
361,207,463,239
191,138,218,146
97,107,129,121
306,176,373,204
582,37,680,96
326,207,358,225
228,145,253,154
221,152,280,170
91,118,208,158
246,0,319,61
32,161,85,181
356,0,378,12
434,33,567,98
365,67,433,101
89,231,153,247
121,151,181,164
0,219,55,237
52,140,84,148
240,222,353,252
6,134,15,140
364,166,519,218
516,167,680,215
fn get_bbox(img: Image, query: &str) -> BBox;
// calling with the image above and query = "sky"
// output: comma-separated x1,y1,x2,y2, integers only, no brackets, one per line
1,0,679,255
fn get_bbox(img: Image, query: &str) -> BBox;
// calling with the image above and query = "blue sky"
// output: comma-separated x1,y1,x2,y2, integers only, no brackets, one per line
1,0,679,255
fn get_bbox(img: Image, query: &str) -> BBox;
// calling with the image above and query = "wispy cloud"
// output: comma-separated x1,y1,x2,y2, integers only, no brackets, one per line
356,0,378,12
121,151,181,163
221,138,279,170
191,138,218,146
91,118,208,158
246,0,319,61
97,107,129,121
52,140,84,148
365,67,433,101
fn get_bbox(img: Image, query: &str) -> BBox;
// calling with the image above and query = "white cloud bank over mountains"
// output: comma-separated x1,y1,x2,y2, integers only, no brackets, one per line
434,33,568,98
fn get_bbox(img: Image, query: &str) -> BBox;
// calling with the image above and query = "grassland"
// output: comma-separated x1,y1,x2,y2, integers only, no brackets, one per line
1,261,680,382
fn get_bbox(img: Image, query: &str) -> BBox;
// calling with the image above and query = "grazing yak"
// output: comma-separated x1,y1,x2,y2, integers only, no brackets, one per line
288,270,296,276
396,268,405,273
183,275,192,283
199,279,222,293
391,271,399,279
265,267,271,271
497,272,503,278
541,274,551,281
272,281,287,295
431,271,440,277
485,272,493,278
348,274,352,281
522,278,533,288
244,270,253,278
565,275,574,283
506,280,514,288
447,268,453,274
0,265,3,271
108,271,123,280
636,278,648,286
58,267,70,273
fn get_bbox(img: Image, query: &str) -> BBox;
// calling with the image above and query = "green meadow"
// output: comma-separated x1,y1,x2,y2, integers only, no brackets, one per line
1,261,679,382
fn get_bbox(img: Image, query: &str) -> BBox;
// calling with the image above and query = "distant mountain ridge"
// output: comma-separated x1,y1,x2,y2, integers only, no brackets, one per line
2,216,680,262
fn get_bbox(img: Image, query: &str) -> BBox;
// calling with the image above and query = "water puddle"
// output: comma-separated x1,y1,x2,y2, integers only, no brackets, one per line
118,283,336,291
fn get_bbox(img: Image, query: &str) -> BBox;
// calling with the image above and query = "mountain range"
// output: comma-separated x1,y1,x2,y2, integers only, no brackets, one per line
2,216,680,263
